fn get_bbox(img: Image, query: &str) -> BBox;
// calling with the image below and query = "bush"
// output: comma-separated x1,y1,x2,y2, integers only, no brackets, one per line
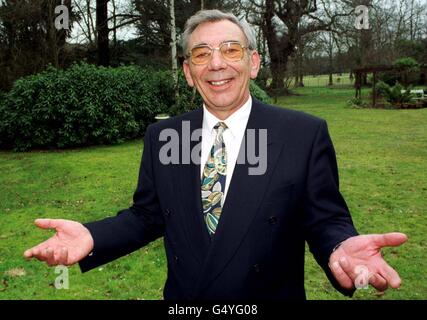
0,63,170,150
393,57,420,71
253,67,271,91
376,81,413,105
0,63,271,151
347,97,368,108
377,57,421,87
0,90,4,108
249,80,271,104
393,57,420,87
377,72,400,87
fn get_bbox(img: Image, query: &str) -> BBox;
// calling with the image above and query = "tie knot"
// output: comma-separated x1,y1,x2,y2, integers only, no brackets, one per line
213,122,227,145
214,122,227,132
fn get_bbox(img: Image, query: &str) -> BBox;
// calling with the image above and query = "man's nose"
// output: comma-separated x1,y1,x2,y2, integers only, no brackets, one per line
208,48,226,70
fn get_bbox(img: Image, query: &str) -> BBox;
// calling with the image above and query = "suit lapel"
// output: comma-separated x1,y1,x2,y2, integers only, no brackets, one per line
193,99,286,296
172,108,211,265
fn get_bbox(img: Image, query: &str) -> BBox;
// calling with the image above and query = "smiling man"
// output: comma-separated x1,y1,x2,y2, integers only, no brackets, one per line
24,9,407,300
182,18,260,120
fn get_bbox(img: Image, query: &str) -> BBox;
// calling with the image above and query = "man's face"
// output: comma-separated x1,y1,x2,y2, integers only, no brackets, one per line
183,20,260,118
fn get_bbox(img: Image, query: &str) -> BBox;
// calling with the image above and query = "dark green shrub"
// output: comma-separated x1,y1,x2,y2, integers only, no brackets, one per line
249,80,271,104
0,63,169,150
346,97,368,108
378,71,400,87
253,67,271,91
376,81,413,105
393,57,420,71
393,57,420,87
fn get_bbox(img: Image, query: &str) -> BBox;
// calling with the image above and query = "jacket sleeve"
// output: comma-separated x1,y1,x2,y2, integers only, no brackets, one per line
79,125,165,272
303,120,359,297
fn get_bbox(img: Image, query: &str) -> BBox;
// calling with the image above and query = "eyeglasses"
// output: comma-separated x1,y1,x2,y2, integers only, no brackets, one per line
187,41,248,65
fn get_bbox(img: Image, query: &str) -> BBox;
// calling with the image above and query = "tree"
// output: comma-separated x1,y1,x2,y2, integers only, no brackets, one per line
256,0,352,95
96,0,109,66
0,0,73,90
170,0,179,99
74,0,97,45
96,0,135,66
133,0,240,67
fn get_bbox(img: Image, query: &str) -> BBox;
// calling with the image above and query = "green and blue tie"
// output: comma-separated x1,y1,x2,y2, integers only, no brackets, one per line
201,122,228,236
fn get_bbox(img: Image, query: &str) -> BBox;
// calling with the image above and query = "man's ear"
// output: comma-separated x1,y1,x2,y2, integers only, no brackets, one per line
249,50,261,79
183,61,195,87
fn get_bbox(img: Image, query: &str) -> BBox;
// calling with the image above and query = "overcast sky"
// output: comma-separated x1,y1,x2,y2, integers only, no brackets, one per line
70,0,138,43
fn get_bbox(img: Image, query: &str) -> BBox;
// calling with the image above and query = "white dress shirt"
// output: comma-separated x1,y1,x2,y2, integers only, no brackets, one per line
200,96,252,204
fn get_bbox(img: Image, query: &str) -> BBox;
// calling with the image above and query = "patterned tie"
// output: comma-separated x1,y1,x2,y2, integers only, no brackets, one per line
201,122,228,236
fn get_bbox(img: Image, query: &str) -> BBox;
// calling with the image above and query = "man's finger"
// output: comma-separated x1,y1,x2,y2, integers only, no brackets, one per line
58,247,69,266
23,249,33,259
45,247,56,266
24,239,50,260
370,233,408,248
330,260,354,289
379,263,402,288
31,247,48,262
338,256,357,279
369,273,388,292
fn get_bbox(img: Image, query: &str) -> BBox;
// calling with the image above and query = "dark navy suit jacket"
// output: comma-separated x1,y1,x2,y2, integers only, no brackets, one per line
79,98,358,300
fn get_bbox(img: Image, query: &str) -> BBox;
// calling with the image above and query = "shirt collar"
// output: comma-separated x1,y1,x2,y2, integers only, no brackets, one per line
202,96,252,139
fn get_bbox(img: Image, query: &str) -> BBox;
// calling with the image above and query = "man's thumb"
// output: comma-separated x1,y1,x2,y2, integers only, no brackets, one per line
34,218,63,230
374,232,408,247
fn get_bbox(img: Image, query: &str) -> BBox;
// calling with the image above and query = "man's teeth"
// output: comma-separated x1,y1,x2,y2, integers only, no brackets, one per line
210,79,230,86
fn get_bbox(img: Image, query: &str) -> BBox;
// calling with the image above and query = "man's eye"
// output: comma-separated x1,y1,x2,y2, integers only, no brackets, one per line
224,48,239,54
192,47,211,58
196,52,210,58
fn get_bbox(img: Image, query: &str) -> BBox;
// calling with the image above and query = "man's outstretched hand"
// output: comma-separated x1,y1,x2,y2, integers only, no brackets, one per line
24,219,94,266
329,232,408,292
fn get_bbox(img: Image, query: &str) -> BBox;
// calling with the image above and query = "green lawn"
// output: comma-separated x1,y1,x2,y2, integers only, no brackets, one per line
1,86,426,300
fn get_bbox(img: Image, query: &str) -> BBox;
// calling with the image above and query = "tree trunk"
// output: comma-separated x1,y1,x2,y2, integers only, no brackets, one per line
328,50,333,86
96,0,109,66
264,0,293,97
328,32,333,86
269,64,289,100
88,0,96,44
47,0,59,68
362,72,368,86
112,0,117,48
294,45,304,87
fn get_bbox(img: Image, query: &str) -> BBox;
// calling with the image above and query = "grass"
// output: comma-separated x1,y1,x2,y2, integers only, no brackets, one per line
1,85,426,300
280,86,427,300
0,142,166,299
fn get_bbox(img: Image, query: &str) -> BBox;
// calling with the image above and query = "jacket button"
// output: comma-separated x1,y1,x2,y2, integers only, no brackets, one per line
165,209,171,218
268,216,277,225
174,255,179,262
253,264,260,273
